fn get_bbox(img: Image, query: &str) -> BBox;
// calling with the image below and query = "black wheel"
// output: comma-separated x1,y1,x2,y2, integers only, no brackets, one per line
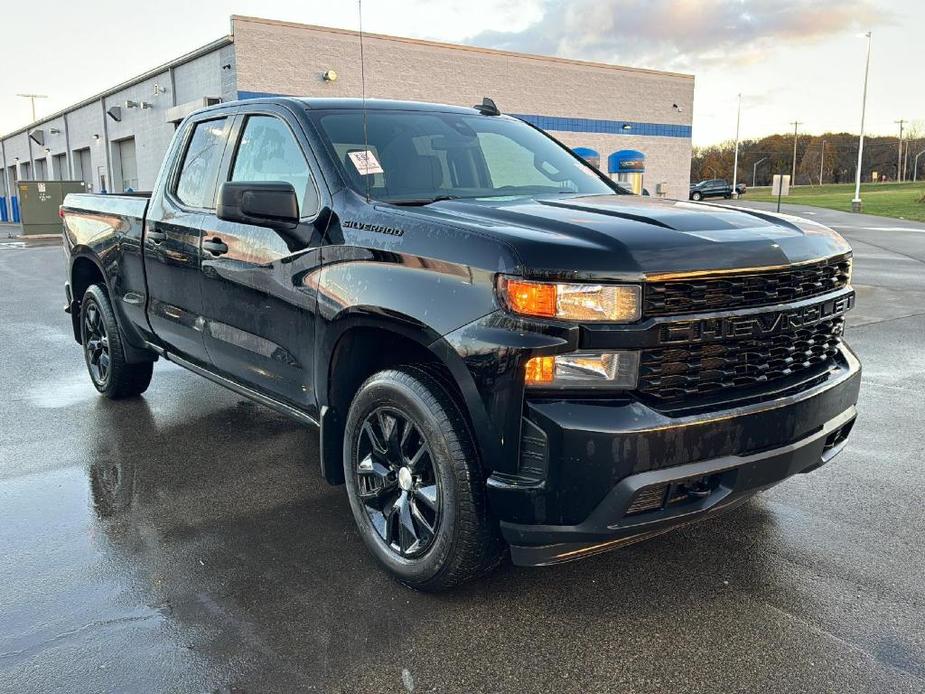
691,191,703,201
343,367,502,590
80,284,153,399
724,193,733,199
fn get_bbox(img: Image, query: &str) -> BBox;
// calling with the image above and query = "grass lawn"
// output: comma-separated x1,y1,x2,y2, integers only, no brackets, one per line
744,182,925,222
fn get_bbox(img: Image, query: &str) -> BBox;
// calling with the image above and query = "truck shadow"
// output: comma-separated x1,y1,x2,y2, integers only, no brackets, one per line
85,393,786,690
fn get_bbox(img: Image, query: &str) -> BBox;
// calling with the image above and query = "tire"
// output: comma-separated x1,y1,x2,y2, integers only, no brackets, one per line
691,191,703,201
724,193,733,199
343,367,503,591
80,284,153,399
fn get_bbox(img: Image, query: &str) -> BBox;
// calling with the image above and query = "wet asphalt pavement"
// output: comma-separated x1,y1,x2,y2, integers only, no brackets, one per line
1,206,924,693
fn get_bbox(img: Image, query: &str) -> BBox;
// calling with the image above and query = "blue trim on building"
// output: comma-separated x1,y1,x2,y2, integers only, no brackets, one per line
235,92,691,139
514,114,691,139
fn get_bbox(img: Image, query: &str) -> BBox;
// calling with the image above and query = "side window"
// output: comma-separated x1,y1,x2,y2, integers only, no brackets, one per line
175,118,229,209
231,115,319,217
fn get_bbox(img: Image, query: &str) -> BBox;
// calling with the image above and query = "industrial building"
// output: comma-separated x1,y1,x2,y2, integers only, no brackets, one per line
0,15,694,222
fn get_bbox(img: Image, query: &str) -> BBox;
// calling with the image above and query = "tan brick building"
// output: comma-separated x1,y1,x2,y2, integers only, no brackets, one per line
0,15,694,222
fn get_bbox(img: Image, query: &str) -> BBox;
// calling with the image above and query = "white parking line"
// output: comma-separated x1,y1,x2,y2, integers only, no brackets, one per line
865,226,925,232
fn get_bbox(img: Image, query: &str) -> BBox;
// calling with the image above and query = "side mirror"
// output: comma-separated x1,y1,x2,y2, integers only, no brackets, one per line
217,181,299,231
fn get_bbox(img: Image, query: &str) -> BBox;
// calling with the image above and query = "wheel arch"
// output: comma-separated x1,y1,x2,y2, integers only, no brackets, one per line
316,311,496,486
69,252,108,343
69,250,154,363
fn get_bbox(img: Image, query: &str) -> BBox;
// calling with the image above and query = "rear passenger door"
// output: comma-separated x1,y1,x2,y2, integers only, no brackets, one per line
197,108,327,411
143,114,232,364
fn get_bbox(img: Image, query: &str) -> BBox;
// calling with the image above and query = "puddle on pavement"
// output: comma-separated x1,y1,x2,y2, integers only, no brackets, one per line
27,371,100,409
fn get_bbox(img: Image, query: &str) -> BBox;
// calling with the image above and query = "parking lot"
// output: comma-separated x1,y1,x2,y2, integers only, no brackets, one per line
1,203,924,693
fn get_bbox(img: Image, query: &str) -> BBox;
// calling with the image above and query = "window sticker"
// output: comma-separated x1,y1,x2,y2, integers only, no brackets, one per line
348,150,384,176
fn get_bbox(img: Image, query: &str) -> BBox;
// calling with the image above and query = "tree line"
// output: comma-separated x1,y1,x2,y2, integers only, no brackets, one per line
691,124,925,186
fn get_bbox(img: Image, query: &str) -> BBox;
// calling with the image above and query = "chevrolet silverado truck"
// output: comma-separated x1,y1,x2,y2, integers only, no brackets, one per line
62,97,860,590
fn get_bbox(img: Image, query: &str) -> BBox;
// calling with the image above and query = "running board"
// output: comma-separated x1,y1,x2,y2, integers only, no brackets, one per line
161,349,319,428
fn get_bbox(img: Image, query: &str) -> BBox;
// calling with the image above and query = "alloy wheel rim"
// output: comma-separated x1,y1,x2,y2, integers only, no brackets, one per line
84,302,111,385
355,407,441,558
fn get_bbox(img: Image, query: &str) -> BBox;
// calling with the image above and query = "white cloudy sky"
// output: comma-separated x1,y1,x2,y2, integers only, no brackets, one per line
1,0,921,145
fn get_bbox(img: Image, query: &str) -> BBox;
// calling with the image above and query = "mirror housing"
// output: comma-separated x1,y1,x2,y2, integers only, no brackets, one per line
217,181,299,231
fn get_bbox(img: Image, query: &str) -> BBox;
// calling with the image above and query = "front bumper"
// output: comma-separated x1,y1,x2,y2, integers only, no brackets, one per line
490,345,861,566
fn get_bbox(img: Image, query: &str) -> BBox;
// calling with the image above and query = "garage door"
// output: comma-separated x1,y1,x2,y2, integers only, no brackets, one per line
117,138,138,191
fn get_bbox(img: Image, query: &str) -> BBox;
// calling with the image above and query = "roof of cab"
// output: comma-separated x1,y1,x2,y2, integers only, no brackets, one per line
232,96,485,114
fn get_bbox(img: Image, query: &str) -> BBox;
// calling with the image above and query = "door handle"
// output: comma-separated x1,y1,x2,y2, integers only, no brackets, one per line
147,230,166,244
203,237,229,256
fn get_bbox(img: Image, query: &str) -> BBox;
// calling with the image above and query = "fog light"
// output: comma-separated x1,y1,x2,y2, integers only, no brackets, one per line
524,351,639,388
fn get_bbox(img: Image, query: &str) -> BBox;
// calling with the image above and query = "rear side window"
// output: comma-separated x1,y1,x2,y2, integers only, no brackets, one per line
231,115,319,217
175,118,229,209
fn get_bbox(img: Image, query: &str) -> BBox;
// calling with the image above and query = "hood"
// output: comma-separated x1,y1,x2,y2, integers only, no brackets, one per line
391,194,851,280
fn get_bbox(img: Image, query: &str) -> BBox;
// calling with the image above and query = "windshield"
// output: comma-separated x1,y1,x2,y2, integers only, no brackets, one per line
309,109,619,204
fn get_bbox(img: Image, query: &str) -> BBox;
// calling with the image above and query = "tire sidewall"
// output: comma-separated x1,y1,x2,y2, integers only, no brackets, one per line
692,191,702,201
80,289,112,394
343,372,462,585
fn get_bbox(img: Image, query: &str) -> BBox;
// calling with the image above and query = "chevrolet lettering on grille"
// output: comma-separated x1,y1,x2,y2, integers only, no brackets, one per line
659,293,854,345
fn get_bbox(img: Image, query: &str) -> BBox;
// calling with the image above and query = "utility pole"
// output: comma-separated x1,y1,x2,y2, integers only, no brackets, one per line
732,93,742,196
819,140,826,185
16,93,47,122
895,119,905,181
753,157,768,187
790,120,803,185
852,32,872,213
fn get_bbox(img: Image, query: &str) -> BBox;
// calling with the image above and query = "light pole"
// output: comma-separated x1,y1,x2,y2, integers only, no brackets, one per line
732,93,742,196
16,93,47,122
915,150,925,182
895,119,905,181
852,32,872,213
819,140,826,185
753,157,768,187
790,120,803,185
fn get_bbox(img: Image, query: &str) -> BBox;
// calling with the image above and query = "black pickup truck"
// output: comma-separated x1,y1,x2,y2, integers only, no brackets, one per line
689,178,734,201
62,97,860,590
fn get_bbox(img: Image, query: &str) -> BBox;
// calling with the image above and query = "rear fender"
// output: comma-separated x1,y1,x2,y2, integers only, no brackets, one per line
68,249,155,363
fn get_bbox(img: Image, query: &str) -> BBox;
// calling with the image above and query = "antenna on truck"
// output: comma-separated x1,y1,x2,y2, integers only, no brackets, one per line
474,97,501,116
358,0,371,202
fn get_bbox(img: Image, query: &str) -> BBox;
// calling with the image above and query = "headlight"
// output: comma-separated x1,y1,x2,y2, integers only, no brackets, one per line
524,351,639,388
498,277,641,323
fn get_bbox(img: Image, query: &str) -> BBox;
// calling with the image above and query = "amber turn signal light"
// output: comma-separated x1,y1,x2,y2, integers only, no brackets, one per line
501,279,557,318
524,356,555,384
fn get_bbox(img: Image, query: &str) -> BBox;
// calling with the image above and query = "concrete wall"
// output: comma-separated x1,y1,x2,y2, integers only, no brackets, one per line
232,16,694,198
0,38,231,212
0,15,695,219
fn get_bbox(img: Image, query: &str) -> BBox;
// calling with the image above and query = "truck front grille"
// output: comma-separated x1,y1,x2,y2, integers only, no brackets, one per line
643,255,851,316
637,316,844,403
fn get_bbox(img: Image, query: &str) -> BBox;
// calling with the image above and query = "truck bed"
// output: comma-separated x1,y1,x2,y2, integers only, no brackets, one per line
61,192,151,229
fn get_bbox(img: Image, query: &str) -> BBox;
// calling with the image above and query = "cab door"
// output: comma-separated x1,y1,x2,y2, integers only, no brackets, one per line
198,109,327,412
143,114,232,364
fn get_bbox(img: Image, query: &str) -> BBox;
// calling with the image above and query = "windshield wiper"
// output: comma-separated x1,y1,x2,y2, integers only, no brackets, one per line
387,195,462,206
